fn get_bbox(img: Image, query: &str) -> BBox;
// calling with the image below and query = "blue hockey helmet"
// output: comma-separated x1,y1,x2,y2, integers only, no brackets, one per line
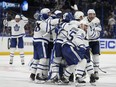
40,13,49,20
62,12,74,22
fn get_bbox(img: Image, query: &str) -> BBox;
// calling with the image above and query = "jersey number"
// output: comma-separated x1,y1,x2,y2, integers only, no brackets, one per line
69,30,76,41
34,23,40,32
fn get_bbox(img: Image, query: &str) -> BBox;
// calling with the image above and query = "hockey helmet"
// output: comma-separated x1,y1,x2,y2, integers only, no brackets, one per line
63,12,74,22
74,11,84,20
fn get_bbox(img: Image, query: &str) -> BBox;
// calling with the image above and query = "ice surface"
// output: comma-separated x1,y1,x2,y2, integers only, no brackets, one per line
0,54,116,87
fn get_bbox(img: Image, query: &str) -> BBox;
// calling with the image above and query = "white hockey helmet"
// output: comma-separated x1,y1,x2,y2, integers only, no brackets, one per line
15,15,20,19
74,11,84,20
87,9,96,14
54,10,62,15
80,20,88,26
40,8,50,14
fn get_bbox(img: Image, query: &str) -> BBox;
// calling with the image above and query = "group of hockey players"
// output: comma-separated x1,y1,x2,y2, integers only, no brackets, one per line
3,4,101,86
29,7,102,86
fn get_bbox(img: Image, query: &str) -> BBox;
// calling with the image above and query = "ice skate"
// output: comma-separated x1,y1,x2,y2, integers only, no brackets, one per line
9,58,13,64
35,74,46,84
21,58,25,65
90,74,96,86
50,75,59,84
58,76,69,85
94,71,99,80
75,77,86,87
30,73,35,81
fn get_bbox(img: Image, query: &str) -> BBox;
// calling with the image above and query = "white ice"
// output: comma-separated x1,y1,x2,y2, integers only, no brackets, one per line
0,54,116,87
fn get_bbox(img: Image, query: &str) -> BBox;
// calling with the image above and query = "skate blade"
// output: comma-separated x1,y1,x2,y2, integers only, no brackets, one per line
29,77,35,82
21,63,25,65
91,83,96,86
57,80,69,85
57,82,69,85
35,80,45,84
75,83,86,87
9,63,13,65
9,60,13,64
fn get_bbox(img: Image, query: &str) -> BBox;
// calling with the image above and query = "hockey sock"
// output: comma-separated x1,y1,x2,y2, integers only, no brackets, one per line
9,48,15,64
86,62,94,75
92,54,99,72
64,65,76,80
75,59,87,78
36,58,49,78
51,57,62,79
31,59,39,74
42,59,49,78
19,49,25,64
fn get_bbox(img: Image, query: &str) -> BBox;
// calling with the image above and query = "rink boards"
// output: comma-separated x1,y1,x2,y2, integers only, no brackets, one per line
0,37,116,55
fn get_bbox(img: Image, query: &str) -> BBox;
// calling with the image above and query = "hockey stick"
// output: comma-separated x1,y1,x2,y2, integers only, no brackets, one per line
60,27,107,74
42,28,56,37
1,13,9,42
84,55,107,73
59,29,107,74
90,59,107,73
47,24,62,80
9,9,35,22
42,20,62,37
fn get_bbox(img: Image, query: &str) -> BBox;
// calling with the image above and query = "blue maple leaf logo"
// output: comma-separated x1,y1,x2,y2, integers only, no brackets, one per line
14,24,20,31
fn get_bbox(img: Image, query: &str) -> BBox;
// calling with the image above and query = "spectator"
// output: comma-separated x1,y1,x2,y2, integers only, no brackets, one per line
111,6,116,19
113,24,116,38
108,14,116,29
103,26,113,38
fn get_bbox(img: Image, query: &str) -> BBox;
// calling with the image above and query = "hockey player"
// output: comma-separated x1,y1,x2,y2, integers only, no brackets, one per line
83,9,102,80
29,8,61,83
4,14,28,65
74,11,84,21
58,20,96,85
59,20,88,85
50,12,75,83
73,11,96,85
29,12,42,81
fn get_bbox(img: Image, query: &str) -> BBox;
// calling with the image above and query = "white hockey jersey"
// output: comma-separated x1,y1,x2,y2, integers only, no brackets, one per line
7,17,28,38
64,27,86,48
56,20,86,48
83,16,102,41
56,20,80,44
33,17,60,43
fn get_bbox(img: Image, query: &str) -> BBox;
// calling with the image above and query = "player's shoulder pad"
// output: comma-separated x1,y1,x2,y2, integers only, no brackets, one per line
36,20,41,24
82,16,88,21
78,28,86,38
11,20,15,22
69,20,80,26
91,17,100,24
78,27,86,34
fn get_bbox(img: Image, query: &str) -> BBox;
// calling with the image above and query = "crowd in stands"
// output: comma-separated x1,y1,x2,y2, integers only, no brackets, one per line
0,0,116,39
